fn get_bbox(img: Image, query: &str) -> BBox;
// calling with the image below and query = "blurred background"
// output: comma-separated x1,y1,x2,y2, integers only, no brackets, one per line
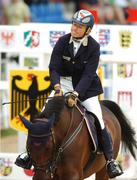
0,0,137,25
0,0,137,179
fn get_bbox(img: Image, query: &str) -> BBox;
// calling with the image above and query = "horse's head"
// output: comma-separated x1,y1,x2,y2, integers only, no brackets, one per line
19,114,56,179
20,114,54,156
19,96,66,179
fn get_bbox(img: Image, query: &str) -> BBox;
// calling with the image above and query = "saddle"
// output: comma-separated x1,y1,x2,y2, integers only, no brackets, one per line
64,92,102,153
75,104,105,171
76,104,103,153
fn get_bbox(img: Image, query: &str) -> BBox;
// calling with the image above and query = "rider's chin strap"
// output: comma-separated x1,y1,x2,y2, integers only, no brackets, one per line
85,27,91,36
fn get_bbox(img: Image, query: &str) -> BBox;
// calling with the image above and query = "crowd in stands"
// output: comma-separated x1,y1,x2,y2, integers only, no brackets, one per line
0,0,137,25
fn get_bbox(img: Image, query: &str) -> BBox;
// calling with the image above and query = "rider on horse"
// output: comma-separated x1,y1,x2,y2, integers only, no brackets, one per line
15,9,123,179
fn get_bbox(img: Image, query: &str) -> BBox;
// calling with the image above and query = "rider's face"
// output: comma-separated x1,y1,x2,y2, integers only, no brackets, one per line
71,22,87,38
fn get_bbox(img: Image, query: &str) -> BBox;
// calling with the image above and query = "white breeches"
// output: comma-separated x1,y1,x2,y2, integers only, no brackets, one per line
81,96,105,129
48,77,105,129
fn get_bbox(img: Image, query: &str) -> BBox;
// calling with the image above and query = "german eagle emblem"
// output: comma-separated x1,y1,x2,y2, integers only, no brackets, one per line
10,70,52,132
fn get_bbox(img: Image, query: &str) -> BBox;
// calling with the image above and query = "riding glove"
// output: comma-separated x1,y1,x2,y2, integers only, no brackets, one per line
54,84,63,96
67,91,78,107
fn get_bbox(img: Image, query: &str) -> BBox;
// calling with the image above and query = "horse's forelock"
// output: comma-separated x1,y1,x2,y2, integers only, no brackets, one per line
37,96,65,121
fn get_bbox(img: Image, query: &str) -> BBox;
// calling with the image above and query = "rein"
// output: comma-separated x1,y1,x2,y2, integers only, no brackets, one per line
58,107,85,152
29,104,86,178
46,107,85,178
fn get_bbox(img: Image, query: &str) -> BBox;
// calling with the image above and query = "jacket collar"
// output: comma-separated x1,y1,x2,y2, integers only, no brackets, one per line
69,36,88,58
69,36,88,46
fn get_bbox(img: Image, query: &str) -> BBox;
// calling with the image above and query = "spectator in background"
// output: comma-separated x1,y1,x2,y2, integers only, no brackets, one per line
0,0,10,24
125,0,137,24
63,0,76,21
3,0,31,25
130,0,137,7
76,0,127,24
102,0,116,24
0,1,4,24
102,0,127,24
78,0,105,24
113,0,128,24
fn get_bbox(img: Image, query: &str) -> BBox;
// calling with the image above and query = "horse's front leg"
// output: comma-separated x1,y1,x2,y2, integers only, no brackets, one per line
59,173,83,180
58,168,83,180
95,166,109,180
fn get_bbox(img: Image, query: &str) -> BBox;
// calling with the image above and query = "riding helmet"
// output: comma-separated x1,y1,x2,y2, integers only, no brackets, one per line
72,9,94,29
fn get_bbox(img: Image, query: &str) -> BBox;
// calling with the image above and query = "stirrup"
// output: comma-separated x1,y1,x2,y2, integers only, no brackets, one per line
106,159,123,178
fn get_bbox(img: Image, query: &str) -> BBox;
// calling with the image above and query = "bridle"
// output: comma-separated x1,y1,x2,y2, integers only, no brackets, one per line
27,131,56,178
27,104,86,179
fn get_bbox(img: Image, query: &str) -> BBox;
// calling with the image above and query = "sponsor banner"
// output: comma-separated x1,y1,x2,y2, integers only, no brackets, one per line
40,23,70,53
19,23,70,53
10,70,51,132
0,153,32,179
49,30,66,48
24,30,40,48
0,24,137,62
98,25,136,62
117,91,132,108
111,63,137,126
19,23,45,53
0,26,21,52
117,64,133,78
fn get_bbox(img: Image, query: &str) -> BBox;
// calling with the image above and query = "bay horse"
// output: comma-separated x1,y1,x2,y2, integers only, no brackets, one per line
19,95,137,180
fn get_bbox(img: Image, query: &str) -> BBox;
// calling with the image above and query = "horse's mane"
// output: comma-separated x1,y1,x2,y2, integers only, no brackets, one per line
37,96,65,121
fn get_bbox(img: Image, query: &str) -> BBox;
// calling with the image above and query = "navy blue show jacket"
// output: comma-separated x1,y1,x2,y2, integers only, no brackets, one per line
49,33,103,101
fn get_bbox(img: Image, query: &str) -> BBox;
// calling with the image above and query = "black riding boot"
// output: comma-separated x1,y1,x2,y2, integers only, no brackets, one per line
101,128,123,178
15,152,32,169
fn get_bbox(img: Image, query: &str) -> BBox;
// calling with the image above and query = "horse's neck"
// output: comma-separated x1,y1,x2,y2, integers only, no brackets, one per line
54,107,81,143
54,107,69,138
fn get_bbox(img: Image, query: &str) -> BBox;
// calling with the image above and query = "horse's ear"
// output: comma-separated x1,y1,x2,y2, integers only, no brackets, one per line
18,114,32,130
